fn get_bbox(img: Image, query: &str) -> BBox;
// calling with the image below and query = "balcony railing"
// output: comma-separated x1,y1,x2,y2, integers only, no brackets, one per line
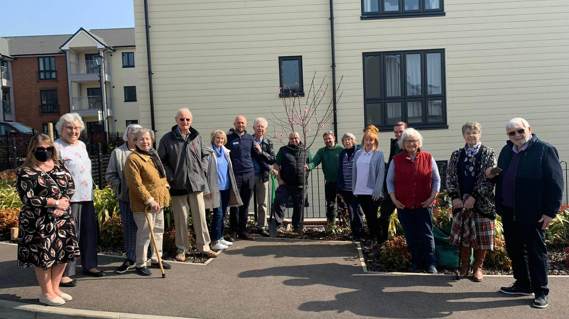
71,96,102,111
40,104,59,114
0,65,9,81
69,61,100,75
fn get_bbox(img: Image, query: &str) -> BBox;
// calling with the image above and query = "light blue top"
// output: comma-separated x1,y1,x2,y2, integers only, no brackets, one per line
213,145,230,191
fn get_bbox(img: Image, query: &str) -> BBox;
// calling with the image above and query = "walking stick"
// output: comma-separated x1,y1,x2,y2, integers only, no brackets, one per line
145,208,166,278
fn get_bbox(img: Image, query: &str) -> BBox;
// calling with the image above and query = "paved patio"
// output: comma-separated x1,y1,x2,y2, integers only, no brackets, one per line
0,239,568,319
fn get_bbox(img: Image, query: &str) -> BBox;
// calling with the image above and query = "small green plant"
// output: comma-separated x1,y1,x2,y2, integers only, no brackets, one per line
546,210,569,248
98,214,123,251
93,186,119,227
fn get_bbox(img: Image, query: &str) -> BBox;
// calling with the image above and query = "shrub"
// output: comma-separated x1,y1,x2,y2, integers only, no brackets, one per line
0,184,21,209
0,208,19,240
98,214,123,251
378,236,412,271
546,210,569,248
93,186,119,227
484,236,512,271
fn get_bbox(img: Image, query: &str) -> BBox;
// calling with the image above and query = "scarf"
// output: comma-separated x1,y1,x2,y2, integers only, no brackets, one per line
135,147,166,178
463,143,481,178
212,144,224,158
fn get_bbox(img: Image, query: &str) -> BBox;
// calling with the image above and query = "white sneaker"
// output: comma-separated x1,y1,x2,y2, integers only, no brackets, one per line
57,292,73,301
211,241,228,251
219,238,233,246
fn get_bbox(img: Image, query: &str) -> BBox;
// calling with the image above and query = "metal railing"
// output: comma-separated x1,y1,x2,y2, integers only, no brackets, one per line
69,61,100,75
71,96,102,111
39,104,59,114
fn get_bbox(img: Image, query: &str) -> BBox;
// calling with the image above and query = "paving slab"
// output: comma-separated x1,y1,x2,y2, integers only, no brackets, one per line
1,240,568,319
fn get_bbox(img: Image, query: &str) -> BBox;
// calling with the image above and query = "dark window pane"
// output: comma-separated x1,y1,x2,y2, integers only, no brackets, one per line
281,60,300,91
425,0,440,10
407,101,423,123
405,0,419,11
384,0,399,12
85,54,99,74
386,102,402,125
87,88,102,108
385,55,401,97
427,53,442,95
40,90,58,113
122,52,135,68
364,55,381,99
406,54,421,96
124,86,137,102
38,57,56,80
427,100,443,122
363,0,379,13
365,103,382,126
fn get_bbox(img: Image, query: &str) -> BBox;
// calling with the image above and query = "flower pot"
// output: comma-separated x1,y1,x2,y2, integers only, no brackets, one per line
10,227,19,241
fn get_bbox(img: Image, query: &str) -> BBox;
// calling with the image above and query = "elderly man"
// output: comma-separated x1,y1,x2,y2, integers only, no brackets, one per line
378,121,407,244
105,124,142,273
489,117,563,309
269,132,313,236
310,131,343,228
158,108,216,261
251,117,275,235
226,115,256,240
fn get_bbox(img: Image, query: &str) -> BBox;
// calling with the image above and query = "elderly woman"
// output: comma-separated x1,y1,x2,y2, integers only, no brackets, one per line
124,128,171,276
352,125,385,243
105,124,142,273
447,122,496,282
16,134,79,306
488,118,563,309
205,130,243,251
387,128,440,274
336,132,364,240
55,113,102,286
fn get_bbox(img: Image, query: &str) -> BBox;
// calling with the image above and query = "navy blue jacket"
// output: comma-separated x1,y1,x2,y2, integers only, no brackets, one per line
226,129,255,176
495,135,563,224
336,145,361,191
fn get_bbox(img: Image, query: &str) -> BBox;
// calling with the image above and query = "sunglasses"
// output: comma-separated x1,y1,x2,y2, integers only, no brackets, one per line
178,118,191,122
36,146,54,152
507,129,525,137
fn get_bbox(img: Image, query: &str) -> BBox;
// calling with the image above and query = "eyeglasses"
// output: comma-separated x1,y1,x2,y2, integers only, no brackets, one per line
507,129,525,137
178,118,191,122
35,146,54,152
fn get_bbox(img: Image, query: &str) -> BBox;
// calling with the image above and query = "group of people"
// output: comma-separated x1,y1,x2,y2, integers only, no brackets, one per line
15,108,563,309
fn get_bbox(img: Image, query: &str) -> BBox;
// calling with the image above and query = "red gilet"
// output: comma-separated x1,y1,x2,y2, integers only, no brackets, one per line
393,151,433,209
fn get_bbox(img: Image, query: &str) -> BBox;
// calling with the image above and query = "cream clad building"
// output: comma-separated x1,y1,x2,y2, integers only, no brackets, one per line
133,0,569,169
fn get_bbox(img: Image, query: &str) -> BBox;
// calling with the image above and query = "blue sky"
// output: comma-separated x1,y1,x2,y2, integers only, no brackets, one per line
0,0,134,37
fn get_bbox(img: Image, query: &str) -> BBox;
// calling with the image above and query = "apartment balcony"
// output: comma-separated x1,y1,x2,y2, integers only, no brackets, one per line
1,64,11,87
70,96,103,119
68,61,110,83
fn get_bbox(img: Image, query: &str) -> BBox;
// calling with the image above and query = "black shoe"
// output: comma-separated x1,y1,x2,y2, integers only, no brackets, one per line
532,294,549,309
151,261,171,269
60,278,76,287
115,259,135,274
135,266,152,276
82,269,105,277
500,282,533,296
238,232,254,240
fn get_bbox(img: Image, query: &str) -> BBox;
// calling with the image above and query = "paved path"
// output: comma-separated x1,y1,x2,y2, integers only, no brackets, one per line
0,240,568,318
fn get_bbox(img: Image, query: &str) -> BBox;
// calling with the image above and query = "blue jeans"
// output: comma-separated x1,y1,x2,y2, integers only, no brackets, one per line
211,189,230,241
119,200,138,262
398,207,436,269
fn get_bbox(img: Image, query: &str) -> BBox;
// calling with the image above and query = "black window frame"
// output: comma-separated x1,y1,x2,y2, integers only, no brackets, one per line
362,49,447,130
361,0,445,19
39,89,59,114
124,86,137,102
122,52,135,68
278,56,304,98
38,56,57,80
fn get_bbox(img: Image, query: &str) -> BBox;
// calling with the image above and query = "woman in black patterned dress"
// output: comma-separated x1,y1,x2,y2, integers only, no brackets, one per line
16,134,80,306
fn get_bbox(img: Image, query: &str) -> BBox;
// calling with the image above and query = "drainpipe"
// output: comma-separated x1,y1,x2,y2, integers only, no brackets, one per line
144,0,156,132
328,0,338,138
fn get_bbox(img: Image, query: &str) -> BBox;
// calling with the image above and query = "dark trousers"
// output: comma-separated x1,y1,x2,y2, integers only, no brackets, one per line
357,195,381,241
378,195,396,244
501,208,549,296
324,182,339,223
398,207,436,269
119,200,137,262
211,189,230,241
65,201,99,276
230,172,255,234
271,185,304,230
339,191,364,239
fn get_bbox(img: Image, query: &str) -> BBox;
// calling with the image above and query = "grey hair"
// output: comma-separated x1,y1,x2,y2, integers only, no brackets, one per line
342,132,356,142
253,117,268,128
462,121,481,135
210,129,227,144
133,128,155,143
175,107,192,120
398,128,423,149
55,112,85,135
506,117,530,130
123,124,143,141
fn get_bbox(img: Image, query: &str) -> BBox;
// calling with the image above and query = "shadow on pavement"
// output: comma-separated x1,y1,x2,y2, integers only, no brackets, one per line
225,240,357,259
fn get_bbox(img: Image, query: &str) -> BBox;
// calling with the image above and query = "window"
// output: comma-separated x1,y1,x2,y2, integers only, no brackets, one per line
85,54,100,74
38,56,56,80
125,120,139,126
122,52,135,68
363,49,446,129
124,86,137,102
87,88,102,109
39,89,59,113
278,56,304,97
362,0,444,19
